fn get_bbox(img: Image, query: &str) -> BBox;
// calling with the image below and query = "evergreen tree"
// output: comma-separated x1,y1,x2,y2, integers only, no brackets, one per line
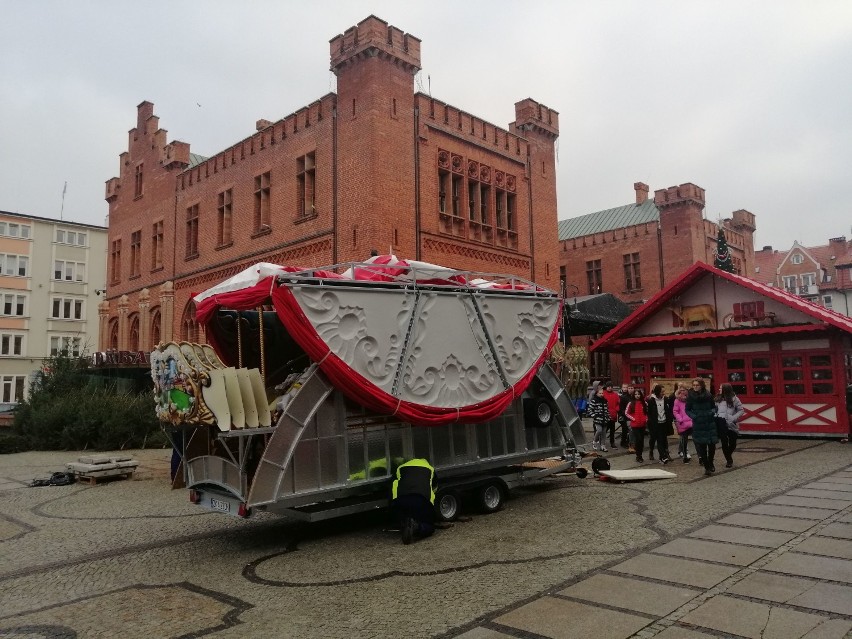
11,351,162,451
714,228,735,272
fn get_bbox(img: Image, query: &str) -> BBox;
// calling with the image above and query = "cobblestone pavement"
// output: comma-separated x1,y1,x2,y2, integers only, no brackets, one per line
0,435,850,639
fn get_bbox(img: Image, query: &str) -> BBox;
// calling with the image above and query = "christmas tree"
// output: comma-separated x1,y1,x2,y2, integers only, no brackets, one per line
714,228,734,272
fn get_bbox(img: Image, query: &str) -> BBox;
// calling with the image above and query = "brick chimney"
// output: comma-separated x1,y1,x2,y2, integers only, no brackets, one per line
634,182,649,205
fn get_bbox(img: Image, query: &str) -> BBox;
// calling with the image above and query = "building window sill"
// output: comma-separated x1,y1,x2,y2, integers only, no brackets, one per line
294,213,318,225
185,253,199,262
251,227,272,239
215,242,234,251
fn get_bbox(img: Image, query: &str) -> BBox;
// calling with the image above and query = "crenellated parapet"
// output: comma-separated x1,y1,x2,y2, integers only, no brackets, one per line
330,15,421,76
654,183,706,210
418,94,528,159
731,209,756,233
176,94,334,192
512,98,559,139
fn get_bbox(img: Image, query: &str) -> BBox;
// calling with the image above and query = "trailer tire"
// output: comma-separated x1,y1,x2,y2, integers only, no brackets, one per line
478,482,505,513
576,467,589,479
524,397,554,428
436,491,461,522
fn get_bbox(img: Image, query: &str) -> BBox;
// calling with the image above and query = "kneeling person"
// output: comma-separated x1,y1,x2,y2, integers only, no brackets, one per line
392,458,436,545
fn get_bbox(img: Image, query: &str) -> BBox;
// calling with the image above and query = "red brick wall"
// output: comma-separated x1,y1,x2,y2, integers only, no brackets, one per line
416,96,533,279
104,17,562,346
559,223,662,305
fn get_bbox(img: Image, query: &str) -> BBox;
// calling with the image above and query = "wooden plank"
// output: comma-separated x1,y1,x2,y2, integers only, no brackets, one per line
599,469,676,482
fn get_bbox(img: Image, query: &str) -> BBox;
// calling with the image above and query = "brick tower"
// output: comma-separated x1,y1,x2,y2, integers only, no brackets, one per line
331,16,421,262
656,183,707,279
512,99,560,284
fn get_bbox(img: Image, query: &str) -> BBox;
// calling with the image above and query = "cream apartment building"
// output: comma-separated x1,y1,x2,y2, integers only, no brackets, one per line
0,211,107,408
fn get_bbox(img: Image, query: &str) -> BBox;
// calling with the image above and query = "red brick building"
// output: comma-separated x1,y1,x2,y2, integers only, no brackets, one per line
754,237,852,316
558,182,757,383
558,182,757,306
101,15,560,351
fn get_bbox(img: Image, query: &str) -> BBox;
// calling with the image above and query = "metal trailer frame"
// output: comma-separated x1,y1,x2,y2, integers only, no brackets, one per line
176,363,586,522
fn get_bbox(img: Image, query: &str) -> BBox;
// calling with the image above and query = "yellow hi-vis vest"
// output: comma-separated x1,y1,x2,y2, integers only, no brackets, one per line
392,458,435,504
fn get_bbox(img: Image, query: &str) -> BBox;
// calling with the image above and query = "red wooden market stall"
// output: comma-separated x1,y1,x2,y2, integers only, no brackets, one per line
591,262,852,437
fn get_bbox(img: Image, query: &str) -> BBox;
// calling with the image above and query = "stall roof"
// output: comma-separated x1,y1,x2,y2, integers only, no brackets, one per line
592,262,852,352
565,293,632,336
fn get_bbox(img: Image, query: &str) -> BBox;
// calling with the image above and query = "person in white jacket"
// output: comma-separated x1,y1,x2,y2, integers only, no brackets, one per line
715,383,744,468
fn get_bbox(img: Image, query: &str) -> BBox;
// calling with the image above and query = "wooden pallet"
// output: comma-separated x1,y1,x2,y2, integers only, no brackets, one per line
73,471,135,486
67,457,139,485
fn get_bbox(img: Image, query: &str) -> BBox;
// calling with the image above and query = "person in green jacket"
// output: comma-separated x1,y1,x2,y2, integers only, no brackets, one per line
686,378,718,476
392,458,436,545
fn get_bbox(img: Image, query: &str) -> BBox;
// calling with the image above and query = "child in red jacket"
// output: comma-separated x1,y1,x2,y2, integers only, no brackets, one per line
625,388,648,463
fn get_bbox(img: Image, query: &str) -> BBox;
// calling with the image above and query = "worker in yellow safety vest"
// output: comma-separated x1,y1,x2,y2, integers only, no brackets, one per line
391,458,436,545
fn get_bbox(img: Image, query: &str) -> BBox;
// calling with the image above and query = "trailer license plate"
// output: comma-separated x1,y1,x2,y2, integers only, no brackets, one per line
210,498,231,513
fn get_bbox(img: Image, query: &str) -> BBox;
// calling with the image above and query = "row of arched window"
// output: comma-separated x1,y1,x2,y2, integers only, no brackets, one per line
105,301,202,352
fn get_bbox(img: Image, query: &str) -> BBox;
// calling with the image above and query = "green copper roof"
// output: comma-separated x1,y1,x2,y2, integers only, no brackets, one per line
558,199,659,240
188,153,208,169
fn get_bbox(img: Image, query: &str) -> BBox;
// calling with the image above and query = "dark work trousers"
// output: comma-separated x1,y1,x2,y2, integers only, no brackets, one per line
648,422,671,460
618,418,629,447
718,425,738,463
607,419,617,447
632,427,646,460
392,493,435,539
695,442,716,470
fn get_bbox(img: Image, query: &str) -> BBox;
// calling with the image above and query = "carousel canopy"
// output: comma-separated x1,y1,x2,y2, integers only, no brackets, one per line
193,256,562,426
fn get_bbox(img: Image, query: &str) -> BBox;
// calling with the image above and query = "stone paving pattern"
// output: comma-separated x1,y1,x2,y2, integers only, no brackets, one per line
0,433,850,638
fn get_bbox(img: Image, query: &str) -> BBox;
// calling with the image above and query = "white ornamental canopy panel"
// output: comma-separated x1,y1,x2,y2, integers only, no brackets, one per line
288,283,560,409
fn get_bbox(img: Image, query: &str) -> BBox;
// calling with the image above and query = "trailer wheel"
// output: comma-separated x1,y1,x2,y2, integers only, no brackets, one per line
576,467,589,479
436,491,461,522
524,397,554,428
478,482,505,513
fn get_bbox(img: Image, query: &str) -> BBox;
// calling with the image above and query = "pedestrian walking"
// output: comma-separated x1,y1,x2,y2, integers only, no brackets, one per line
686,378,718,476
601,380,621,449
625,388,648,463
588,380,601,405
715,383,744,468
587,385,609,452
672,385,693,463
646,384,673,463
618,383,633,449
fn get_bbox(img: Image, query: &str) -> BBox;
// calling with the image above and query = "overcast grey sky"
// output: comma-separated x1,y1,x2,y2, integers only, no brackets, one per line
2,1,850,250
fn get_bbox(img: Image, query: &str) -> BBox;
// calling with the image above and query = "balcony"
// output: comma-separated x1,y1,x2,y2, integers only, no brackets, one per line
798,285,818,295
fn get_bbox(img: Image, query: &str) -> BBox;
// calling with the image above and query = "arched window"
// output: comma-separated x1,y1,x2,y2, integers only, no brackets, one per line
150,307,161,347
181,300,200,342
128,314,140,352
108,319,119,351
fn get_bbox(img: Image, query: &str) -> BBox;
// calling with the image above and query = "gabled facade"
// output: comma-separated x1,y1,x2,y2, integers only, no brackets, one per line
558,182,757,306
592,262,852,437
754,236,852,316
102,15,560,354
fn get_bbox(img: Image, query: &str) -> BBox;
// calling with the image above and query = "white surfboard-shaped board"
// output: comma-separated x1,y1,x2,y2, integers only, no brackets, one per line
201,369,232,432
222,367,245,429
248,369,271,427
236,368,260,428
